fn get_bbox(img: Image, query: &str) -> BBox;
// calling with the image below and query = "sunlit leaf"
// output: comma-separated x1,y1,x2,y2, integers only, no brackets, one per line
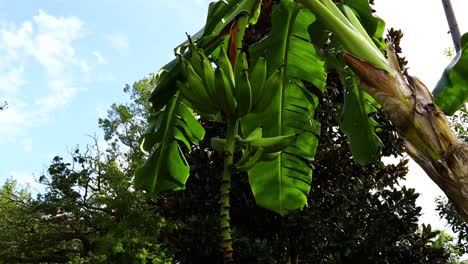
339,69,382,165
343,0,386,48
242,0,324,215
135,93,205,193
433,33,468,115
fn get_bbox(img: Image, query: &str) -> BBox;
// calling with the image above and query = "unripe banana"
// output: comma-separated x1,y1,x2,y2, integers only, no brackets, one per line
252,68,282,113
235,147,264,172
217,46,235,87
176,80,214,114
249,133,297,153
234,51,249,82
236,146,252,165
260,152,281,161
182,57,218,114
237,126,263,143
198,49,217,104
215,66,237,116
189,44,204,77
211,137,226,152
235,70,252,116
249,57,267,108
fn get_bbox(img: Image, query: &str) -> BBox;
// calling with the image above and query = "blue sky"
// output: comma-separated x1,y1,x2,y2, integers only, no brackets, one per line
0,0,211,190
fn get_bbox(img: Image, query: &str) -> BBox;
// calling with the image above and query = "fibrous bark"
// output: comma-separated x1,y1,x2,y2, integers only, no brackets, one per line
344,43,468,222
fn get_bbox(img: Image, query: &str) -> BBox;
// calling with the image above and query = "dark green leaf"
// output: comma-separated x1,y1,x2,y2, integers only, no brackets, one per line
136,94,205,193
339,69,382,165
242,0,324,215
433,33,468,115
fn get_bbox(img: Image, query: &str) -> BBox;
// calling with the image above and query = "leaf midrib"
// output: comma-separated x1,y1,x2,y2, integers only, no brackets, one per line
277,3,302,214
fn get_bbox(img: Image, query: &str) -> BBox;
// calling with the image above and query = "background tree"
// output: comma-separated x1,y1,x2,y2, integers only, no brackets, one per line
0,78,174,263
436,104,468,255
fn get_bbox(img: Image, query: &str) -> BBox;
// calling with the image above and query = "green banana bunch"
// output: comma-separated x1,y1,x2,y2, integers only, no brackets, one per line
237,126,296,153
233,127,298,172
233,134,296,171
238,126,263,143
234,52,252,117
235,147,264,171
179,52,218,115
178,42,284,117
215,46,238,116
247,133,297,153
198,51,218,106
251,68,283,113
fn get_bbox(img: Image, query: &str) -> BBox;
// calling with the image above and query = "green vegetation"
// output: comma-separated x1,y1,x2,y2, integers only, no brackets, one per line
1,0,467,263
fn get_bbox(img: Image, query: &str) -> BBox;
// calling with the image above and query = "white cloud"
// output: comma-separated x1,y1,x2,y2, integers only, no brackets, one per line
0,67,24,93
0,10,88,140
106,33,129,52
34,85,77,114
0,105,27,137
92,50,107,64
1,10,86,77
9,170,44,194
20,137,33,153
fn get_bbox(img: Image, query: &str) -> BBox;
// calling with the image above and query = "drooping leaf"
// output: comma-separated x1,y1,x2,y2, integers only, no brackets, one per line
339,69,382,165
306,0,384,165
343,0,386,48
149,0,263,112
242,0,325,215
433,33,468,115
251,5,327,91
135,93,205,193
149,60,180,112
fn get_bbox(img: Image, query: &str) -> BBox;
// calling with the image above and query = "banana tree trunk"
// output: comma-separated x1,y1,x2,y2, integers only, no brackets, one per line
344,43,468,222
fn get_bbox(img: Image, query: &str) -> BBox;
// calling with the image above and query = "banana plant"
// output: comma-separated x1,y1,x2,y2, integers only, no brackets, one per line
136,1,306,262
135,0,468,262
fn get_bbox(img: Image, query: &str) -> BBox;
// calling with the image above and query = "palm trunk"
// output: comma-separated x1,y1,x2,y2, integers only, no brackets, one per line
344,45,468,222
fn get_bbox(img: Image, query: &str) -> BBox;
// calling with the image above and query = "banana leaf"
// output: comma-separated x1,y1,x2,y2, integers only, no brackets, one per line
135,92,205,193
149,0,261,112
242,0,325,215
339,68,382,165
433,32,468,115
343,0,386,48
313,2,384,165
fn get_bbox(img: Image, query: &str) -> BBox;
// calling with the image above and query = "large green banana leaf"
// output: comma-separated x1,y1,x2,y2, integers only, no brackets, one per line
339,69,382,165
135,92,205,193
335,2,384,164
433,32,468,115
242,0,325,215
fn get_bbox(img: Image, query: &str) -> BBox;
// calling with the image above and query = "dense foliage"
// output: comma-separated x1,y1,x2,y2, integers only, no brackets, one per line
1,0,467,263
436,104,468,255
0,80,174,263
